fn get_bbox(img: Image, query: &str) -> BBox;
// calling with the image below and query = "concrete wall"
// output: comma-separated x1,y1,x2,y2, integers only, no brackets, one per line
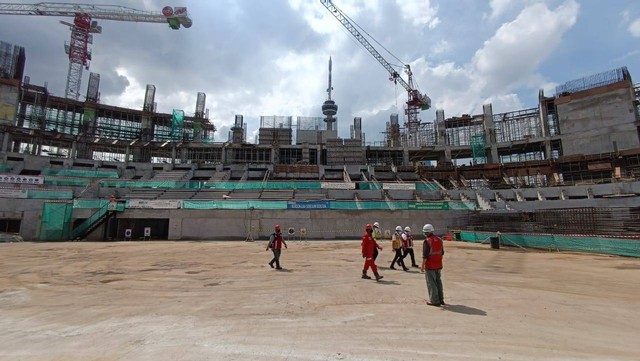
0,198,45,240
557,83,639,155
96,208,468,241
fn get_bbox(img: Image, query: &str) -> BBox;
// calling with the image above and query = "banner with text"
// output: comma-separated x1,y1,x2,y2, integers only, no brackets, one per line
287,200,330,209
0,174,44,185
321,182,356,189
127,199,182,209
383,183,416,190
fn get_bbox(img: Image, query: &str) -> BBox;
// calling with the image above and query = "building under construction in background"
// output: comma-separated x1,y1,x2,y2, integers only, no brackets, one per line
1,38,640,245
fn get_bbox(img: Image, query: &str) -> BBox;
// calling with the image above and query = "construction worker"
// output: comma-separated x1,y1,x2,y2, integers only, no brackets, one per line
390,225,409,271
401,226,419,268
420,224,445,307
361,223,383,281
266,224,287,270
372,222,382,260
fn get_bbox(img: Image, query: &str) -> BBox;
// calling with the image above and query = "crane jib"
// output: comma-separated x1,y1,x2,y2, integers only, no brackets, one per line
320,0,431,111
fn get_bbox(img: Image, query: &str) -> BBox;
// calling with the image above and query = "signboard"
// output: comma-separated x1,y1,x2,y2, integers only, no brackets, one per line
0,189,28,199
382,183,416,190
287,200,330,209
407,202,448,210
127,199,181,209
0,174,44,185
143,227,151,239
124,229,132,240
321,182,355,189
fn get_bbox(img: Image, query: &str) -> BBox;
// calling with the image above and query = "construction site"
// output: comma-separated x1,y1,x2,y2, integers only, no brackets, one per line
0,1,640,359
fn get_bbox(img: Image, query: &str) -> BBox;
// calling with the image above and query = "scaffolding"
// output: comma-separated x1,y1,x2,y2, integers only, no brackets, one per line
444,114,484,146
470,134,486,164
493,107,542,143
555,66,631,95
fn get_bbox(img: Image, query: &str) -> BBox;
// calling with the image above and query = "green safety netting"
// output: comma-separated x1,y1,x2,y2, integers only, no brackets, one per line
45,177,90,187
28,190,73,199
171,109,185,140
0,164,12,172
415,183,441,190
182,200,288,210
40,202,73,241
41,168,119,178
330,201,409,210
358,183,382,190
83,108,96,123
448,201,477,210
460,231,640,258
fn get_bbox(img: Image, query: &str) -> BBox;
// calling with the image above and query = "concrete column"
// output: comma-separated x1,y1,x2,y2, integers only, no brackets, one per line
171,145,176,165
483,103,499,163
71,140,77,159
436,109,452,162
1,132,10,153
538,89,553,160
403,146,410,166
302,142,309,164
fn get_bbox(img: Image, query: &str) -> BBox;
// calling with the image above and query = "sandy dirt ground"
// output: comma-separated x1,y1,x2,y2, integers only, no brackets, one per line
1,239,639,361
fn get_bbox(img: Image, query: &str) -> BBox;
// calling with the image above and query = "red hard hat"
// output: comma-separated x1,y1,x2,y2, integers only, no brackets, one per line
275,224,280,231
365,223,373,230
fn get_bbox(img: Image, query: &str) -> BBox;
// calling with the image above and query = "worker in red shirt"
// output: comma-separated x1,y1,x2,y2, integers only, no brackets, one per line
266,224,287,270
420,223,445,306
361,224,383,281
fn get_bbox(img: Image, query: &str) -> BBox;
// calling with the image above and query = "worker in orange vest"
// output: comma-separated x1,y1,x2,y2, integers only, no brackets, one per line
361,224,383,281
421,223,445,306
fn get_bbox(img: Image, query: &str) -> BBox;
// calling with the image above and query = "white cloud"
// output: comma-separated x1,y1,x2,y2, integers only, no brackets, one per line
410,0,579,118
629,18,640,37
395,0,440,29
473,1,579,91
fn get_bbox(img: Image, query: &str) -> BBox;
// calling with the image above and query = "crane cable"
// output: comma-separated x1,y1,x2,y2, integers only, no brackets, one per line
339,5,405,70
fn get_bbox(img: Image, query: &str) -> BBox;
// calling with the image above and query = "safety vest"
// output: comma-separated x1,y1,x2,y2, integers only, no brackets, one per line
269,232,284,249
373,228,382,241
392,232,402,250
403,232,413,249
424,235,443,270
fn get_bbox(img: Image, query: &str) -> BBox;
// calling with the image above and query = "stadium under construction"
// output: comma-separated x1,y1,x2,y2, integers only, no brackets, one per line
1,39,640,255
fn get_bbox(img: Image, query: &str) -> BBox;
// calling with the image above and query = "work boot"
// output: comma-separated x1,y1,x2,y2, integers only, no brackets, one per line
269,261,274,268
361,270,371,279
389,265,396,270
374,271,383,281
403,266,409,271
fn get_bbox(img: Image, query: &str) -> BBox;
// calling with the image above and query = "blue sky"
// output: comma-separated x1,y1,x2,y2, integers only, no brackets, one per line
0,0,638,143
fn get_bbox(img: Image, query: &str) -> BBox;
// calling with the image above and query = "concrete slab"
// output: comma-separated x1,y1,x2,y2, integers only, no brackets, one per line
1,241,638,360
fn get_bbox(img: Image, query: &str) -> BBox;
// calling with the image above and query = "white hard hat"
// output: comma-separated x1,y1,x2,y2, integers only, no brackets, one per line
423,224,434,233
395,225,402,231
373,222,380,228
404,226,411,232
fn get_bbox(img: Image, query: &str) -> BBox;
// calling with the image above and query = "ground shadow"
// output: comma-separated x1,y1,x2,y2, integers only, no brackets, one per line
443,304,487,316
374,279,401,285
275,268,293,273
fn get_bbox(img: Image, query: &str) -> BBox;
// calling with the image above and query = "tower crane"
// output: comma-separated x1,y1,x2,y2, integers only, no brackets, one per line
0,3,192,101
320,0,431,139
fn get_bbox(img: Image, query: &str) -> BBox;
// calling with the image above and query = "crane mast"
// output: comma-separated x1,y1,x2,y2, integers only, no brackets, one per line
320,0,431,137
0,3,192,100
